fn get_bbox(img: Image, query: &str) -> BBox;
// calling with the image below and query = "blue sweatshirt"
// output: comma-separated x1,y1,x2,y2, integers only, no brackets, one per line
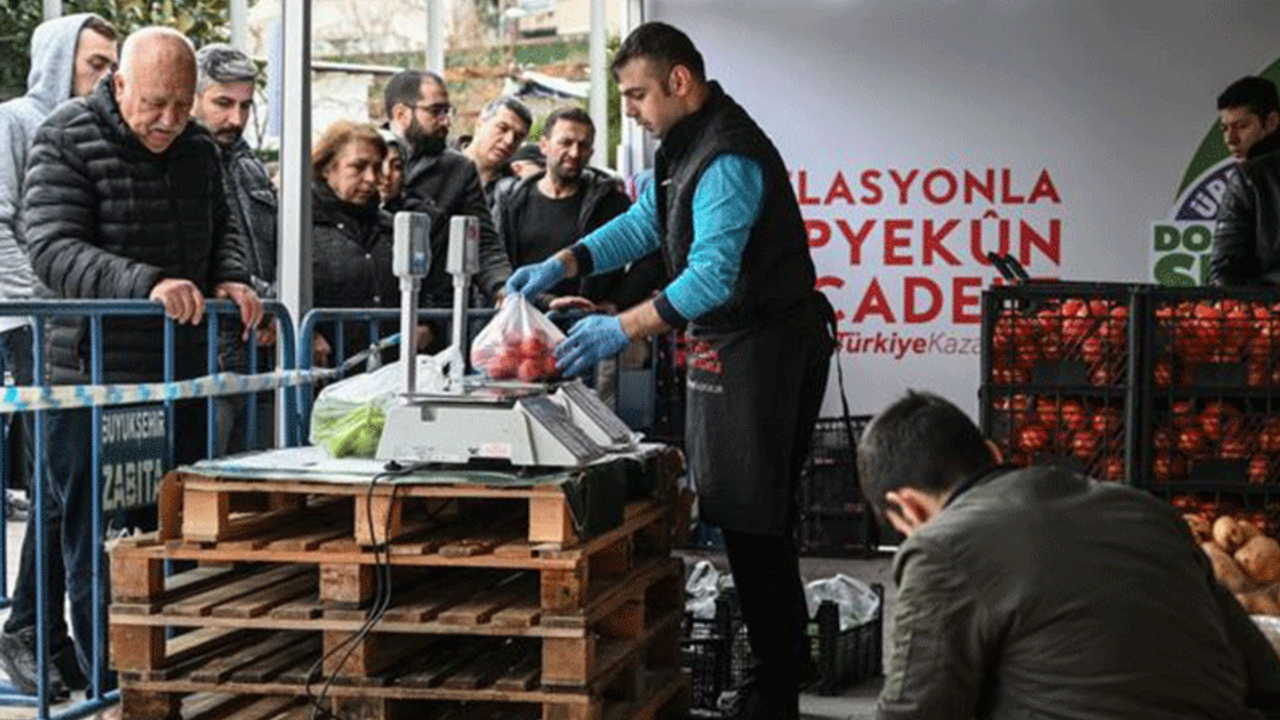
577,153,763,325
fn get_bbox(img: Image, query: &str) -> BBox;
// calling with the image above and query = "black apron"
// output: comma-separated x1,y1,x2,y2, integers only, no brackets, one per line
686,292,836,536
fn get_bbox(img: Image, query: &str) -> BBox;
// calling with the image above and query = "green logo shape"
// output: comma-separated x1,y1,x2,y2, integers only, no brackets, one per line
1175,57,1280,199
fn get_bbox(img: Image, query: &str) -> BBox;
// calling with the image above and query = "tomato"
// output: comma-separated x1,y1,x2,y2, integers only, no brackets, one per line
1092,407,1122,436
1080,336,1105,364
1072,431,1099,459
1198,401,1240,440
1060,400,1086,432
1016,424,1050,453
1259,419,1280,453
1248,360,1267,387
1171,401,1196,428
1218,433,1248,460
1248,455,1269,486
517,357,546,383
1090,365,1113,386
488,345,521,380
469,345,494,369
1034,399,1058,428
519,336,549,360
1177,427,1205,456
1153,453,1177,484
1153,361,1172,387
1152,426,1173,451
1103,457,1124,482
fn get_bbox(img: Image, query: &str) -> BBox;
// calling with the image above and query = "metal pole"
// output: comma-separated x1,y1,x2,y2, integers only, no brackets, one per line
589,0,608,169
229,0,249,52
42,0,60,21
279,0,313,444
426,0,445,73
618,0,647,174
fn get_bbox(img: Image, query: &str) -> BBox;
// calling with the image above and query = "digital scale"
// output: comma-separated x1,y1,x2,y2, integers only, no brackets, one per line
375,214,640,467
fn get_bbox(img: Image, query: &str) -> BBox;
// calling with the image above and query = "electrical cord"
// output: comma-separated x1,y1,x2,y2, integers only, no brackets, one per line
304,461,430,720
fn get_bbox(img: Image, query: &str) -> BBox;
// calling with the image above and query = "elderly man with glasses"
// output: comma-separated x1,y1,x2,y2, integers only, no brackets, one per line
384,70,511,314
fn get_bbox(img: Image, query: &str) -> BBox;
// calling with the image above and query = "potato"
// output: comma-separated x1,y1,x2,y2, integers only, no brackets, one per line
1202,541,1257,593
1236,586,1280,616
1184,514,1212,544
1213,516,1256,553
1234,535,1280,585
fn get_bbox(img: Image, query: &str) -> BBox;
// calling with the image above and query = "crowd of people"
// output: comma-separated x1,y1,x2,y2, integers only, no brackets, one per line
0,14,664,702
2,13,1279,720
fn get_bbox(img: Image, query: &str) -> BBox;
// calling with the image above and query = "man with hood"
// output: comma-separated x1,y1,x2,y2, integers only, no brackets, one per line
0,12,117,699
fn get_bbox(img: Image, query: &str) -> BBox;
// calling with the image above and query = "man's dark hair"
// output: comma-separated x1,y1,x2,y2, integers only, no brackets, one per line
1217,76,1280,119
82,16,118,42
383,70,445,115
610,22,705,83
541,105,594,139
479,95,532,130
857,391,994,516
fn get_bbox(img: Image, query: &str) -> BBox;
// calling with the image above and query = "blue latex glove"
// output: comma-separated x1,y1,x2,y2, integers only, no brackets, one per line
504,256,566,298
555,314,629,377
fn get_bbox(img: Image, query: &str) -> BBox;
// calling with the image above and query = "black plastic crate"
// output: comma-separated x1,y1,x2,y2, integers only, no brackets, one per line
1136,287,1280,489
797,416,877,556
980,284,1143,483
680,584,884,715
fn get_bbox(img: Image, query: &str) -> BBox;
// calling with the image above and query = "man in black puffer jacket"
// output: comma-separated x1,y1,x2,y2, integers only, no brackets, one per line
1209,76,1280,286
20,27,259,680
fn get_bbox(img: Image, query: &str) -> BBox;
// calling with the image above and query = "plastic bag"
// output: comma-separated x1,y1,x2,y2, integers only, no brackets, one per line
309,356,443,457
469,294,566,382
804,574,881,631
685,560,722,620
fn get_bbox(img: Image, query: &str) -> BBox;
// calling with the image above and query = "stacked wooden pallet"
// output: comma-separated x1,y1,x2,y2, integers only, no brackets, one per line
109,448,690,720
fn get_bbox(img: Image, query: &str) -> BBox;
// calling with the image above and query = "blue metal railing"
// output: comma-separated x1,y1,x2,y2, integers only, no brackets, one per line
0,299,296,719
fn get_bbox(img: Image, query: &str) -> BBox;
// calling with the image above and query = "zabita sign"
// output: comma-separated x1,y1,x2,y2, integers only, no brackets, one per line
646,0,1280,416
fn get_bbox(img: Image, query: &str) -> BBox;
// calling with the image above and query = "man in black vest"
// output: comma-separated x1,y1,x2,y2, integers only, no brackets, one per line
505,22,834,720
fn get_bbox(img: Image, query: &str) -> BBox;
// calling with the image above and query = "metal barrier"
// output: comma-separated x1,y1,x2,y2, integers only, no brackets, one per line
0,299,298,720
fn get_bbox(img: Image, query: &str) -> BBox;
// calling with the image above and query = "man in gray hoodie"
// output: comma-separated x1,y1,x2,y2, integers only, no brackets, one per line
0,13,117,699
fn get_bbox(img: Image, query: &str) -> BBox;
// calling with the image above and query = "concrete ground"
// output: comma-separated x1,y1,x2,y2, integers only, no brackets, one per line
0,516,896,720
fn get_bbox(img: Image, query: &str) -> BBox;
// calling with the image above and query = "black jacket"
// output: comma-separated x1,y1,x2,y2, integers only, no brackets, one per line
311,181,397,360
1210,131,1280,286
652,82,815,330
218,136,277,298
399,144,511,305
496,167,663,308
21,75,250,381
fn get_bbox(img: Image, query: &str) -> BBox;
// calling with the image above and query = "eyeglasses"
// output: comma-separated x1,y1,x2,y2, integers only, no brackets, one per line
413,102,455,119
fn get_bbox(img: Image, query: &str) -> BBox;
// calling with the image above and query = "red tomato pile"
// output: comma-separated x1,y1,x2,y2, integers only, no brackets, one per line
471,330,559,382
1154,299,1280,387
991,393,1126,481
990,297,1128,386
1149,400,1279,485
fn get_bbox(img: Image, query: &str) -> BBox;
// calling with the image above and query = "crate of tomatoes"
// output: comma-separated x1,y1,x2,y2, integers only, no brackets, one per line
1137,288,1280,488
981,283,1141,483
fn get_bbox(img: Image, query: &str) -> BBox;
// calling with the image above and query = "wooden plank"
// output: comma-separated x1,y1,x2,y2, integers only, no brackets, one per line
189,631,309,684
491,539,535,559
490,601,542,629
395,639,497,688
322,633,434,681
164,627,248,666
211,573,317,619
541,566,587,613
320,563,375,608
217,696,304,720
229,635,321,683
440,640,528,690
437,575,535,626
380,572,495,623
110,625,165,671
491,651,541,692
168,565,308,617
541,637,595,688
268,525,350,551
528,496,574,545
112,553,164,603
268,593,324,620
182,488,230,542
354,492,404,546
158,473,186,542
121,688,182,720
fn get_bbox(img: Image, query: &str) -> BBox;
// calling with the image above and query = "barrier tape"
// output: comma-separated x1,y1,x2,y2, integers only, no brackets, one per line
0,334,403,412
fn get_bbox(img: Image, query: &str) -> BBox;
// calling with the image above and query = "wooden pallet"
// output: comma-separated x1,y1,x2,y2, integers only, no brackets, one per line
161,448,683,549
122,668,687,720
113,557,681,685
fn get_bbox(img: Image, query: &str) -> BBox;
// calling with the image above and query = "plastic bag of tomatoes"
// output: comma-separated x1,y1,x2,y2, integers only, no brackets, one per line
469,294,566,382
